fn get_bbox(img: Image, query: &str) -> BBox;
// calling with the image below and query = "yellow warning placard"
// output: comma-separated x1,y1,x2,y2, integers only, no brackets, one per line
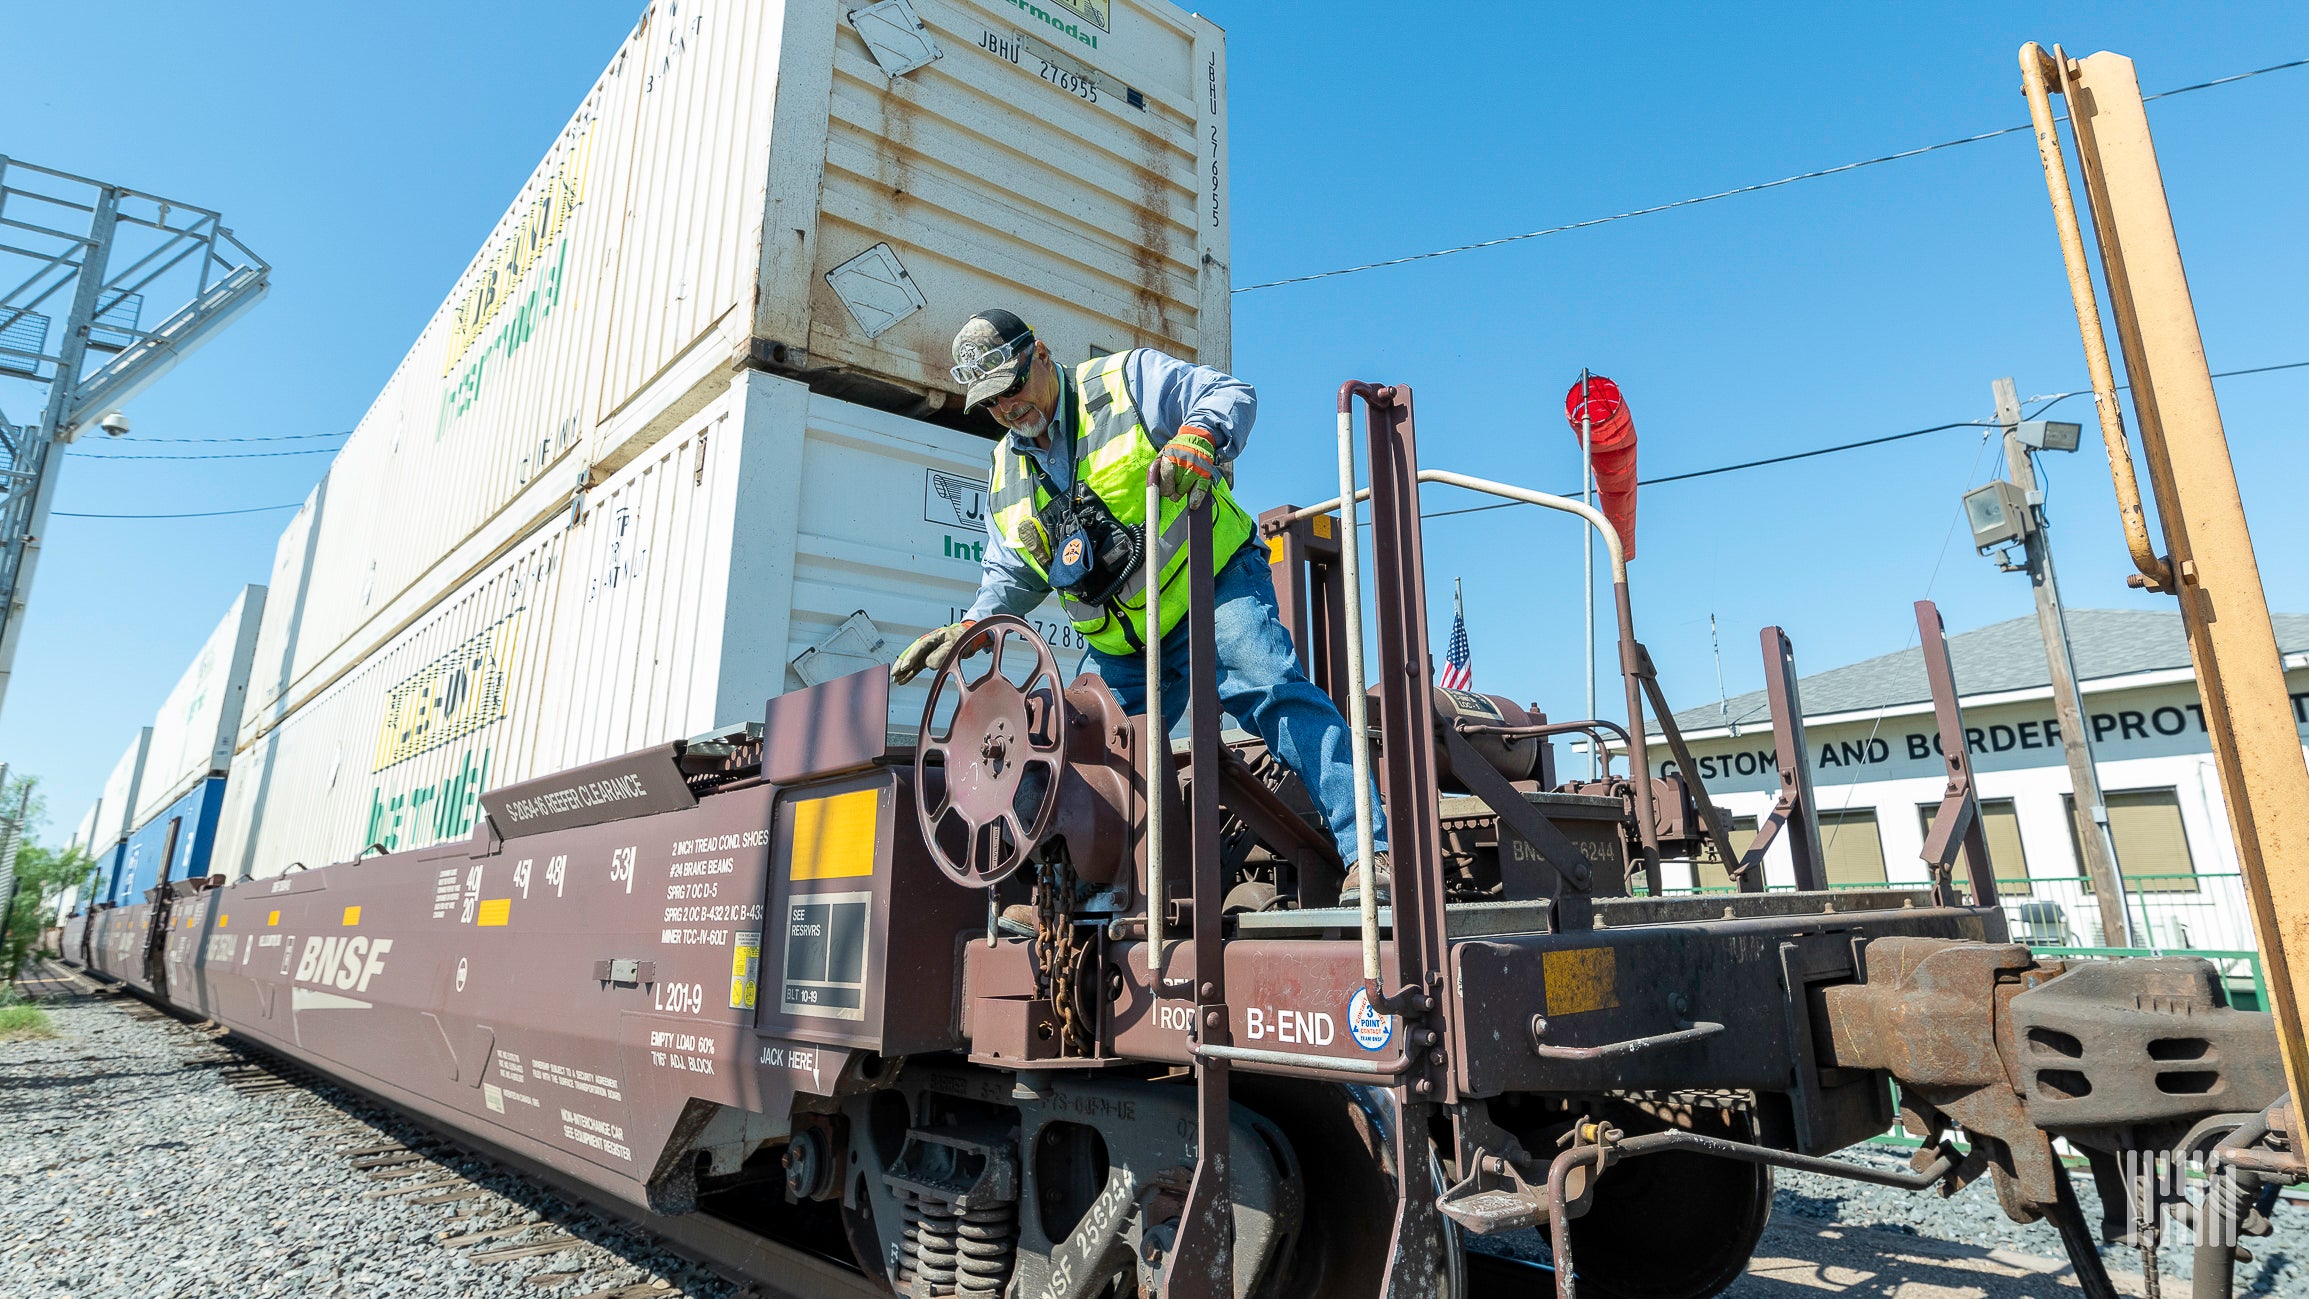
476,898,512,927
1543,947,1620,1017
342,905,362,926
789,789,880,880
730,930,761,1009
267,910,280,926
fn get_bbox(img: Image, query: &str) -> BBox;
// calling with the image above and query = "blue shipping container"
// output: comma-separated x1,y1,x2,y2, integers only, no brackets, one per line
116,776,227,902
95,840,131,906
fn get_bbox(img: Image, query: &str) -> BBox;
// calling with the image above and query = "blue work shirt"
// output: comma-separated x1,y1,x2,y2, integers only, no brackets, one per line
963,349,1255,622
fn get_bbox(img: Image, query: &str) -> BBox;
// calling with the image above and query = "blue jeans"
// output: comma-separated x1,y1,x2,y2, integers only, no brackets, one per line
1089,544,1389,866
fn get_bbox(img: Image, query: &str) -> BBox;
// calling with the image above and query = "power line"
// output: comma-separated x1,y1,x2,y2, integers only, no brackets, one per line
1235,54,2309,294
117,430,349,443
63,360,2309,521
70,446,340,461
53,503,302,519
1419,357,2309,523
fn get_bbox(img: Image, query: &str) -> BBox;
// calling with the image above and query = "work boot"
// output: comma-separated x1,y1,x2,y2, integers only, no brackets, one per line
1337,852,1392,907
997,902,1038,938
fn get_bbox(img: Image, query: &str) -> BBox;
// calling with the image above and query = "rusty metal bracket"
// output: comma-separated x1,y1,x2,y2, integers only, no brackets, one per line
1440,725,1593,895
1736,627,1826,891
1634,642,1742,874
1914,600,2000,911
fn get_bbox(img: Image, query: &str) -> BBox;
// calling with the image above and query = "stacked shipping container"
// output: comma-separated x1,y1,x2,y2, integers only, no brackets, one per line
184,0,1234,882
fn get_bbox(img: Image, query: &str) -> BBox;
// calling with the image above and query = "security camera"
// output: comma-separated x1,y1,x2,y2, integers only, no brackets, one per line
98,412,130,437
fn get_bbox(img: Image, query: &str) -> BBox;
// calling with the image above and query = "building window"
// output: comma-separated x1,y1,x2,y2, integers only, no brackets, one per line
2063,788,2198,892
1693,815,1759,890
1915,798,2029,891
1818,808,1886,887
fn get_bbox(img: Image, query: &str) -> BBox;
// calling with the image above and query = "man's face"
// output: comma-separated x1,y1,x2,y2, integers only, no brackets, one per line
986,344,1059,437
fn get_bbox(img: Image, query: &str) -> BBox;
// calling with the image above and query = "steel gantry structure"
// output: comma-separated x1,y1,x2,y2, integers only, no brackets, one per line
0,155,269,715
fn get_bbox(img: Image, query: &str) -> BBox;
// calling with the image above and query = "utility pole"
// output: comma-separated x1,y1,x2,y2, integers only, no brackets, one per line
1993,376,2136,946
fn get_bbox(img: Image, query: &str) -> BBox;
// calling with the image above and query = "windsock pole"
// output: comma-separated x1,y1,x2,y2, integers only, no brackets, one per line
1580,370,1597,777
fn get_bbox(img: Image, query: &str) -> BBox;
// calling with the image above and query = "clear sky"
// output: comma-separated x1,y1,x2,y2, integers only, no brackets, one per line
6,2,2306,842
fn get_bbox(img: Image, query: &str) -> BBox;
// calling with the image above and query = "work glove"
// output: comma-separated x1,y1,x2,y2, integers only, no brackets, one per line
893,621,973,685
1154,426,1219,510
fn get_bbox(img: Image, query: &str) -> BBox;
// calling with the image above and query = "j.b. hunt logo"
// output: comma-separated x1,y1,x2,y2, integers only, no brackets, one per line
294,935,394,993
1004,0,1098,49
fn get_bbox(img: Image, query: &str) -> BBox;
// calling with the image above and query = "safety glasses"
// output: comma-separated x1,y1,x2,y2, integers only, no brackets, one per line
950,331,1034,385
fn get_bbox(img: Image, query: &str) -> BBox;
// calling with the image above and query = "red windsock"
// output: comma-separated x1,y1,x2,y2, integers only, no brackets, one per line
1565,375,1637,560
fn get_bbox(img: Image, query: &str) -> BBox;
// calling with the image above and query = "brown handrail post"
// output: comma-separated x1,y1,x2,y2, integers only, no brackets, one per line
1914,600,2002,916
1160,489,1235,1299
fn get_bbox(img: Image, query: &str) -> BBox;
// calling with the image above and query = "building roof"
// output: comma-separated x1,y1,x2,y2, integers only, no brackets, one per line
1665,609,2309,736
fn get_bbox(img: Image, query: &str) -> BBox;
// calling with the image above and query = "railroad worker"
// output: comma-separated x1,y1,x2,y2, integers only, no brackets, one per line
893,309,1392,902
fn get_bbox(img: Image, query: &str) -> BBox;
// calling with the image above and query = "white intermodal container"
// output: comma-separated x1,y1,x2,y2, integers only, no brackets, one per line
281,0,1229,716
132,585,267,830
213,370,1081,880
69,801,101,858
98,730,153,853
242,482,327,731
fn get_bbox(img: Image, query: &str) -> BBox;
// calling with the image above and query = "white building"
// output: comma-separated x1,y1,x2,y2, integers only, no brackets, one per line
1623,609,2309,1003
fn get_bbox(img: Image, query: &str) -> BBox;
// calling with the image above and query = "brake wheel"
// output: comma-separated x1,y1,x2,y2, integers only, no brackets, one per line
914,616,1070,887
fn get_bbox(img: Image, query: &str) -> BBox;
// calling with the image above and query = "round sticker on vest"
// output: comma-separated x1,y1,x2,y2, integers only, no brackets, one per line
1347,986,1393,1051
1061,537,1086,566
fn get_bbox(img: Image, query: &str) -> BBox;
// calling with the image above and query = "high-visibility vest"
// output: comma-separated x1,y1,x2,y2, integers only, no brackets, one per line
988,351,1254,654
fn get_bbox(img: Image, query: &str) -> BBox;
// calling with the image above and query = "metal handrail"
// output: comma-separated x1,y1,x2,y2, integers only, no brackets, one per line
1144,473,1167,974
1295,465,1659,893
1333,388,1384,984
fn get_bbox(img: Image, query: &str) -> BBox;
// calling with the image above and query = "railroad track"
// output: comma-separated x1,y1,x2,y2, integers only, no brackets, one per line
8,963,840,1299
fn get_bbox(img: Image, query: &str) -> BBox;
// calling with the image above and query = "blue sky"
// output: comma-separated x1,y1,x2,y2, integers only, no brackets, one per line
6,2,2307,840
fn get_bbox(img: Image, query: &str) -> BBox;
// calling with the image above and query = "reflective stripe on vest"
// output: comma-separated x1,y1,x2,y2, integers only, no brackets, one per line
988,351,1254,654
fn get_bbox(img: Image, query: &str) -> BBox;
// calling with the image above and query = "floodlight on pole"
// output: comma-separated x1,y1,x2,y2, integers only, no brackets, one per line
2015,419,2083,452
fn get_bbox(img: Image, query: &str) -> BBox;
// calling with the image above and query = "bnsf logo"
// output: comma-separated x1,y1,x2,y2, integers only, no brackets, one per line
294,935,394,992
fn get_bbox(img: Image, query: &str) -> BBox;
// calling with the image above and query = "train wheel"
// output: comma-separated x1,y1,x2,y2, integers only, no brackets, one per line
1564,1110,1772,1299
1231,1078,1403,1299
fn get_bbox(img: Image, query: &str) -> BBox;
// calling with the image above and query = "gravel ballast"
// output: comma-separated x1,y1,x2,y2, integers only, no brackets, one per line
0,977,736,1299
6,973,2301,1298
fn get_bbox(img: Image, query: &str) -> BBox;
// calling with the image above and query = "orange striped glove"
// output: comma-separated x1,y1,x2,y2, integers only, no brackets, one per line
1155,426,1219,509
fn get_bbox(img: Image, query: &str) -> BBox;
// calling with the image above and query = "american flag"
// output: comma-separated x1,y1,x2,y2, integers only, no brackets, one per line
1439,605,1472,691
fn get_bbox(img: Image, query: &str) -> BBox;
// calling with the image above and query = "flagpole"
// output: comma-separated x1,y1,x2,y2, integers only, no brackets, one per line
1580,369,1597,778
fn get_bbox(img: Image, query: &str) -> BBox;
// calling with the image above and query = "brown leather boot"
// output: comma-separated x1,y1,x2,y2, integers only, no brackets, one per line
1336,851,1392,907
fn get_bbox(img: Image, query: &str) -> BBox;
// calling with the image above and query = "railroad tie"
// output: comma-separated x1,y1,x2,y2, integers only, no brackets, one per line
469,1236,580,1264
569,1281,679,1299
439,1222,536,1248
411,1187,490,1207
363,1177,468,1201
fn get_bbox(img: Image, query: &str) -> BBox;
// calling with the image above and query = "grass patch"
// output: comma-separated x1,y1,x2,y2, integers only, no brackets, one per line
0,1001,55,1041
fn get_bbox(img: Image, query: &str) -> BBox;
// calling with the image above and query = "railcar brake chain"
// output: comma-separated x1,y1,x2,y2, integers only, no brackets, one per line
1035,859,1090,1056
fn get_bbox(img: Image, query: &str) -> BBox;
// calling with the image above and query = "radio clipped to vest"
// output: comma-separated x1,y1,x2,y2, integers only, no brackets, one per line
1028,462,1144,609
